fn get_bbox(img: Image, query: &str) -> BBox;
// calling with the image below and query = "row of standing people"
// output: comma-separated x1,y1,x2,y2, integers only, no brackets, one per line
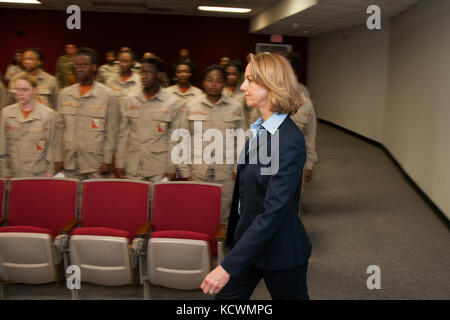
0,47,318,224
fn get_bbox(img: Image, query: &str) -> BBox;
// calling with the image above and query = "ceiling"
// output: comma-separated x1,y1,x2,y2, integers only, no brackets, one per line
0,0,420,37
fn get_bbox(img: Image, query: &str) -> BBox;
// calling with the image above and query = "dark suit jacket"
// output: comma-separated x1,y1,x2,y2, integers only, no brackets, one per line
221,116,312,278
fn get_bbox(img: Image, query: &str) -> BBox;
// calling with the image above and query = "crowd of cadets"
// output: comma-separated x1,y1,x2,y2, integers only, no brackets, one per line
0,44,318,224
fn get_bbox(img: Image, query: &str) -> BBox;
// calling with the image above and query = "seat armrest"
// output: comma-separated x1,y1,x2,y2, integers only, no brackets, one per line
60,218,80,234
215,224,227,241
0,217,6,226
135,221,152,238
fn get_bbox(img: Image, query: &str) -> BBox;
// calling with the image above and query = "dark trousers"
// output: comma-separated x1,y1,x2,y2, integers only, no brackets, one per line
215,262,309,300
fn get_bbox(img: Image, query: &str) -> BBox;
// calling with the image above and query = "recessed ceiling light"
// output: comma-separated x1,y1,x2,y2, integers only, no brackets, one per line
198,6,251,13
0,0,41,3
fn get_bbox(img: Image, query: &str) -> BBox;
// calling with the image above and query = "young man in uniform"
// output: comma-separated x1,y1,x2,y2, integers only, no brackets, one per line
105,49,141,106
6,48,58,109
56,48,120,180
176,65,247,224
165,62,203,101
222,60,258,128
55,43,78,90
97,50,119,84
0,75,59,178
115,58,183,182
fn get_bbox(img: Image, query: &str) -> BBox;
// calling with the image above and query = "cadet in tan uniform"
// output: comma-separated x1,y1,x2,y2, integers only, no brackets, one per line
176,65,247,224
291,93,318,181
0,75,58,178
97,50,119,84
165,62,203,101
6,48,58,109
4,50,24,84
222,60,258,128
105,49,141,106
142,52,170,88
56,48,119,180
116,58,183,182
282,52,318,182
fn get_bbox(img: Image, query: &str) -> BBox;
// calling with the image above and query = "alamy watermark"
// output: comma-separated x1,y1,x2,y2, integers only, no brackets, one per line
367,5,381,30
66,265,81,290
366,265,381,290
171,121,280,175
66,5,81,30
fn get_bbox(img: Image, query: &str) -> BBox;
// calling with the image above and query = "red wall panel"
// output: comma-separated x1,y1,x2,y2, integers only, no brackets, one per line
0,8,308,86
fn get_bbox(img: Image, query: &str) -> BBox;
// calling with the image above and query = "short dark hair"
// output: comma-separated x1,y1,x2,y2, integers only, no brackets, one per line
24,48,44,61
140,57,163,72
107,50,117,57
76,47,98,65
175,61,192,72
202,65,226,81
118,49,136,61
225,60,243,73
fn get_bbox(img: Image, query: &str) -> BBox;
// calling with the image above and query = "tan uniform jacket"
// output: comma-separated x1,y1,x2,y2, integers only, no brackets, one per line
97,63,120,84
57,81,120,174
298,82,311,99
105,72,141,105
116,89,183,177
0,102,58,177
291,93,318,170
222,86,259,128
176,94,247,180
6,69,58,109
0,82,6,108
165,85,203,100
4,65,23,83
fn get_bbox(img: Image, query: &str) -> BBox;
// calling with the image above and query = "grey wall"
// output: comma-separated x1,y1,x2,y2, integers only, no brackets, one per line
307,0,450,219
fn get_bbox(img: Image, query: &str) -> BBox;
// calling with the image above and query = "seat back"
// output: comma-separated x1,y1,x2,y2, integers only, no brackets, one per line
80,179,150,237
151,182,221,255
6,178,78,236
0,178,78,284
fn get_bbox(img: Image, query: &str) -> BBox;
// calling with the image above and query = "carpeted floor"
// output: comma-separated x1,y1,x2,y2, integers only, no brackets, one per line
2,122,449,300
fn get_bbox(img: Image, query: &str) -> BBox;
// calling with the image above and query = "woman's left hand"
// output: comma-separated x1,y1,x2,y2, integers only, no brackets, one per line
200,264,230,296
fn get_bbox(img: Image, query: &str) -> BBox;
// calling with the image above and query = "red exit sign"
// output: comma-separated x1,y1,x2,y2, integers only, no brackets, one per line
270,34,283,43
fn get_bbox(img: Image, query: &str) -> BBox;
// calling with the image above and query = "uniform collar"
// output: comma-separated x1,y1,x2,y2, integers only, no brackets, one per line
11,102,42,122
116,72,140,84
68,81,99,99
175,85,200,95
200,94,230,108
136,87,164,103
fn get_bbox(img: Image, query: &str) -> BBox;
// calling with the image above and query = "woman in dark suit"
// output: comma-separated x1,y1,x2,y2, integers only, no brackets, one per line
200,52,312,299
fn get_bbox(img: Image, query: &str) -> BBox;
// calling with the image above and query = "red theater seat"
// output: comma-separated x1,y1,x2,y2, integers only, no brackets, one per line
144,181,225,297
0,178,78,297
68,179,151,291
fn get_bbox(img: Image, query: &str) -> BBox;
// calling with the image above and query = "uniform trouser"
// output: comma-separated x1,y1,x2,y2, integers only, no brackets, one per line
191,169,234,225
215,262,310,300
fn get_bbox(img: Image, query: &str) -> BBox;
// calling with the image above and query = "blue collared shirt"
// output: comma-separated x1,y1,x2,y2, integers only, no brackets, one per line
248,112,288,153
240,112,288,214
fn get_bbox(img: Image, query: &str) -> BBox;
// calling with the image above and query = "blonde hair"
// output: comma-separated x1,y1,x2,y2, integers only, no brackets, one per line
247,53,304,115
14,74,38,88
